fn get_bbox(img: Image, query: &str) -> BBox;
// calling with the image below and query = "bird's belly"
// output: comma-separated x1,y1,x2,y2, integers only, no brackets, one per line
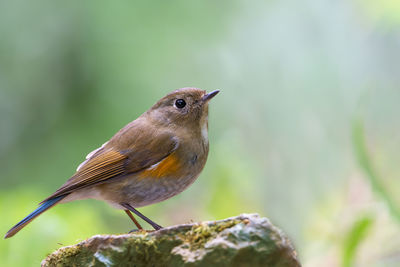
86,148,207,209
95,172,200,208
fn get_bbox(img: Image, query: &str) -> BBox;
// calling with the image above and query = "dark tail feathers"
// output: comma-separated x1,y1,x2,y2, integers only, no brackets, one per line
4,195,65,239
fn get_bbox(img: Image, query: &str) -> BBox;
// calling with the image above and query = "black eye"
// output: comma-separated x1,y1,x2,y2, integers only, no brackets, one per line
175,99,186,109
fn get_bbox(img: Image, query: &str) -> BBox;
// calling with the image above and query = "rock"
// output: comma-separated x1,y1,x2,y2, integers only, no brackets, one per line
41,214,300,267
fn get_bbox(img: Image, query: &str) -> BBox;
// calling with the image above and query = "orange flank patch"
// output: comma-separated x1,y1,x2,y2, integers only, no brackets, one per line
140,153,181,179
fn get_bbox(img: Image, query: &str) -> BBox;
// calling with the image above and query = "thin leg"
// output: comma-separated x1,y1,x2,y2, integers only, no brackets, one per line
124,210,143,230
120,203,162,230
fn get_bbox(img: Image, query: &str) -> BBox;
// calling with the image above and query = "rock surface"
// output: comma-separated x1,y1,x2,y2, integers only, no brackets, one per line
41,214,300,267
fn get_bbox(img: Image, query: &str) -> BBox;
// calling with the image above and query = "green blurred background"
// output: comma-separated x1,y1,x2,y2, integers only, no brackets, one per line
1,0,400,266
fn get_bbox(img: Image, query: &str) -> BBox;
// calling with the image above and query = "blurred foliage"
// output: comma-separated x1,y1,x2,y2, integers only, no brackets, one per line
0,189,108,267
1,0,400,266
360,0,400,26
342,215,374,267
353,118,400,223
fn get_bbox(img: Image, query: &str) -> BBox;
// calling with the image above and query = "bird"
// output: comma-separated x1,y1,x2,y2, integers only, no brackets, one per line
5,87,219,239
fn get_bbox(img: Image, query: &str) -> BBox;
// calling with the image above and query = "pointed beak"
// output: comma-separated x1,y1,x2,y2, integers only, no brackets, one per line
202,90,220,102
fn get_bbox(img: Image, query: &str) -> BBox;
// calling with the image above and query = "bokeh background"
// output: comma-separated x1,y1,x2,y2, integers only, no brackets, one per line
1,0,400,266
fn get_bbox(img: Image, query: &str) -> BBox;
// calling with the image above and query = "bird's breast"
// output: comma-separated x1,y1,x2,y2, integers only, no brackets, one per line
96,136,209,208
138,143,207,180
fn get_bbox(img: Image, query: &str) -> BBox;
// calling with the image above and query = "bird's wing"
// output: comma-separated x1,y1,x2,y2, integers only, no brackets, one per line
41,130,178,203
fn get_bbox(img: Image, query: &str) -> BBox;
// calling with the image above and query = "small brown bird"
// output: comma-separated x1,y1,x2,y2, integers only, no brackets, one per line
5,87,219,238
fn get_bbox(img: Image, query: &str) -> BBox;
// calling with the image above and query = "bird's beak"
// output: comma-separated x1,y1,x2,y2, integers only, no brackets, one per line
202,90,220,102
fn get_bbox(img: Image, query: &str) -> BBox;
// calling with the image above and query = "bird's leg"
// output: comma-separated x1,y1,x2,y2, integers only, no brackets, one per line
124,210,143,231
120,203,162,230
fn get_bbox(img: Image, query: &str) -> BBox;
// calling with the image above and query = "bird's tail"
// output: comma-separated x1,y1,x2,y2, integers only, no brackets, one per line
4,195,65,239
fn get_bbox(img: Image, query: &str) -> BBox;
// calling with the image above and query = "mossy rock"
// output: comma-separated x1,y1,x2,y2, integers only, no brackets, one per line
41,214,300,267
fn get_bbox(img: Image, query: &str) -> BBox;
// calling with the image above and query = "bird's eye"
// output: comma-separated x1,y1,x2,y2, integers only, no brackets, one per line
175,99,186,109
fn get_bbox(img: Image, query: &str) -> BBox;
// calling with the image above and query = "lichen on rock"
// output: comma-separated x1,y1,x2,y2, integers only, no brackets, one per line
41,214,300,267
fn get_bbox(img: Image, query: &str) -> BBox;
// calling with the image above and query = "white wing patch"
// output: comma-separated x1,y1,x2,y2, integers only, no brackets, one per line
76,142,108,171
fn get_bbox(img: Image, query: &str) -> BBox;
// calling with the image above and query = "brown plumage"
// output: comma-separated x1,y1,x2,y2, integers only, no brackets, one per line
5,88,219,238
